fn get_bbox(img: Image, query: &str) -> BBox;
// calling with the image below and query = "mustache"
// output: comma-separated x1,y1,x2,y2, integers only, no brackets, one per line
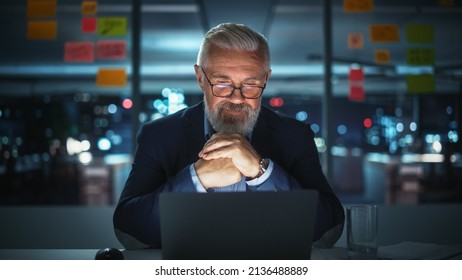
216,102,251,113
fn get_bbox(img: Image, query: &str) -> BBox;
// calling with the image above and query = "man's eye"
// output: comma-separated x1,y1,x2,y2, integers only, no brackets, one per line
215,84,231,88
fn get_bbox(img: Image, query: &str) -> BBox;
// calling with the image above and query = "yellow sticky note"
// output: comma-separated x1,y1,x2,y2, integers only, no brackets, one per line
27,0,57,18
375,49,390,64
82,1,98,15
370,24,399,43
348,33,363,49
97,68,127,87
407,48,435,66
343,0,373,12
98,17,127,37
27,20,57,40
407,75,435,94
406,24,434,43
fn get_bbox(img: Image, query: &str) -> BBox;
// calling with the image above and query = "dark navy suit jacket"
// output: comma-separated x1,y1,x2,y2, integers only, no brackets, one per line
113,102,344,249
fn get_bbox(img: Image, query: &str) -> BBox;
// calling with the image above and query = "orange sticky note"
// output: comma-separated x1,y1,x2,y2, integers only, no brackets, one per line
27,20,57,40
370,24,399,43
348,33,363,49
27,0,57,18
375,49,390,64
343,0,373,12
64,42,95,63
97,68,127,87
82,1,98,15
97,41,127,59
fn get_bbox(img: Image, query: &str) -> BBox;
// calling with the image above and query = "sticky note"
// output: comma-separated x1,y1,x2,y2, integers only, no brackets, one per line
82,1,98,15
407,48,435,65
27,0,57,18
349,85,365,101
64,42,94,63
349,67,364,82
370,24,399,43
82,17,97,33
27,20,57,40
348,33,364,49
97,41,127,59
375,49,390,64
97,68,127,87
343,0,373,12
438,0,454,6
98,17,127,37
406,24,434,43
407,75,435,94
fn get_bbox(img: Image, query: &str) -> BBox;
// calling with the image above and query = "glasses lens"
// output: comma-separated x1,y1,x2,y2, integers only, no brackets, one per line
241,86,263,99
212,85,233,97
211,85,263,99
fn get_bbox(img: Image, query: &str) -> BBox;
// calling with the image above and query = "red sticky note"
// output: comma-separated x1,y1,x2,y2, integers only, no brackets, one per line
82,17,97,33
97,41,126,59
349,67,364,82
64,42,95,63
349,85,365,101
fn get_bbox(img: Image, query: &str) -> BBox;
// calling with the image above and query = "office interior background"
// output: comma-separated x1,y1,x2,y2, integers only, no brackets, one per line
1,0,461,206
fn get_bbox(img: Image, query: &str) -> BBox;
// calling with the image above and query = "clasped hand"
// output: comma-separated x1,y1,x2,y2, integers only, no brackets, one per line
194,133,261,189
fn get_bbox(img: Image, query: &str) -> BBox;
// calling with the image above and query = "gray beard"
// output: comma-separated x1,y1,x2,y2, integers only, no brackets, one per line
204,98,260,135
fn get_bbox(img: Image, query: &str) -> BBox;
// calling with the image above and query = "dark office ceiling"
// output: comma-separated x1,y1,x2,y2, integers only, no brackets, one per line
0,0,461,97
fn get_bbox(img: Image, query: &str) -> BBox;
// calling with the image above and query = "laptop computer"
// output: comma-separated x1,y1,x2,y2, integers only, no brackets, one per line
159,190,319,260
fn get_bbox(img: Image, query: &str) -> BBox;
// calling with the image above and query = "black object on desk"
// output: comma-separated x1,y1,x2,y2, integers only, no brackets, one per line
95,248,124,260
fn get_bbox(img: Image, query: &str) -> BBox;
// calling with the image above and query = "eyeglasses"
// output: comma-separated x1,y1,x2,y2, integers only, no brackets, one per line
199,66,267,99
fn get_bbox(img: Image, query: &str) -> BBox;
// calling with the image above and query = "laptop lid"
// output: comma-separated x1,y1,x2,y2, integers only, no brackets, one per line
159,190,318,260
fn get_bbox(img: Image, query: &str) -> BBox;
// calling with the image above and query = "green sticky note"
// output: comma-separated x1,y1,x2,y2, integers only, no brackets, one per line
407,75,435,94
407,48,435,65
406,24,434,43
98,17,127,37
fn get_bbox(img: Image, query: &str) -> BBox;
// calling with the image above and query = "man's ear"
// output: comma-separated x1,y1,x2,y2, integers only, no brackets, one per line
193,64,205,91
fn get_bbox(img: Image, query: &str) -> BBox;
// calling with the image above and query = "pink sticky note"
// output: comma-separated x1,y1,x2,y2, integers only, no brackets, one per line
64,42,94,63
96,40,126,59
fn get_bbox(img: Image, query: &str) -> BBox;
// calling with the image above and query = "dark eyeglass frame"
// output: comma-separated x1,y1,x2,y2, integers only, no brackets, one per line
199,66,267,99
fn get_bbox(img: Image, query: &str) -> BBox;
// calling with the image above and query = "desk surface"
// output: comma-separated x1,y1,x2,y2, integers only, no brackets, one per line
1,244,461,260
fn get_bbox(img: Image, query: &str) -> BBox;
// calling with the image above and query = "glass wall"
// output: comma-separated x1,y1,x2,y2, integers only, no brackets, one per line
0,0,460,205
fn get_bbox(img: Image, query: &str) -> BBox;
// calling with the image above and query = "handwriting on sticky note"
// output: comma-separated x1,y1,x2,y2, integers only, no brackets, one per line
375,49,390,64
370,24,399,43
97,68,127,87
98,17,127,37
27,20,57,40
64,42,94,63
82,1,98,15
27,0,57,18
407,48,435,65
406,24,434,43
97,41,127,59
348,33,363,49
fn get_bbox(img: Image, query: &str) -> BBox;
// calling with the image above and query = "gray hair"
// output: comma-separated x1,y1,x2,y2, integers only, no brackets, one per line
197,23,271,70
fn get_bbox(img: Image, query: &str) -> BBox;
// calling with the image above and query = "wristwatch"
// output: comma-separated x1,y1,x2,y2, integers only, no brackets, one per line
258,158,269,177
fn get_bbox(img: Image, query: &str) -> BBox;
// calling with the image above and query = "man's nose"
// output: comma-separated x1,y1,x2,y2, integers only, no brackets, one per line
228,88,246,103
